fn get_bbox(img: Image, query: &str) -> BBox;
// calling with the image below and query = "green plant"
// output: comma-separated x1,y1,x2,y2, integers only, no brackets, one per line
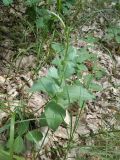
2,0,13,6
0,19,105,160
29,29,105,158
105,26,120,43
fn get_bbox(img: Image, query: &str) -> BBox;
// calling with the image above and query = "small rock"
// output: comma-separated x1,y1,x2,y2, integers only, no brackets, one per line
0,76,5,84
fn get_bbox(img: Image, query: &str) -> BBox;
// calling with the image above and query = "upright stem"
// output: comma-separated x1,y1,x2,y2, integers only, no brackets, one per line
9,112,15,160
60,27,70,85
57,0,62,14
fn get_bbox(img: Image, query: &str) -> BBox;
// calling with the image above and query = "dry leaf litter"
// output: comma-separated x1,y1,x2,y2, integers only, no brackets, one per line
0,4,120,160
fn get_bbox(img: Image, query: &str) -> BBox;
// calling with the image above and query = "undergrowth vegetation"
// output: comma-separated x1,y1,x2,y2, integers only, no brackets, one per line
0,0,120,159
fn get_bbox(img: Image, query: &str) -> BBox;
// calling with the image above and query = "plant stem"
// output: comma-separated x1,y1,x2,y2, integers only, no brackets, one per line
9,112,15,160
60,27,70,85
63,102,85,160
57,0,62,14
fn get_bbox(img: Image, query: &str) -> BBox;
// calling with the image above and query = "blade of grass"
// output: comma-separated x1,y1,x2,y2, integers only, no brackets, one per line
47,10,65,29
0,148,25,160
57,0,62,14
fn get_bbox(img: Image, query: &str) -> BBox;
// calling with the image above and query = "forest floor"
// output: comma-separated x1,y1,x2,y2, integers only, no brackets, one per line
0,2,120,160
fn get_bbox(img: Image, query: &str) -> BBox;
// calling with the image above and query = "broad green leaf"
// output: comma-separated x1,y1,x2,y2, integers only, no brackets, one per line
89,83,102,91
67,46,77,61
116,36,120,43
77,64,88,72
14,136,25,154
106,27,120,35
63,85,95,103
45,101,66,131
36,18,45,28
30,77,49,92
30,77,62,95
52,57,61,67
52,42,64,54
17,121,29,136
85,36,98,43
26,130,43,143
57,98,70,109
2,0,13,5
64,61,75,78
92,64,98,70
77,49,91,63
94,69,106,80
94,71,104,79
48,66,59,79
26,0,40,6
84,74,94,87
39,112,47,127
105,27,120,41
89,53,98,61
37,8,49,17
